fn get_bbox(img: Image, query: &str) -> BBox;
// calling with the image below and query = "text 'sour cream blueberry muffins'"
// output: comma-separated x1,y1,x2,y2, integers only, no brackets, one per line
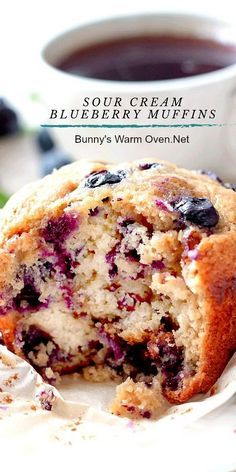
0,159,235,419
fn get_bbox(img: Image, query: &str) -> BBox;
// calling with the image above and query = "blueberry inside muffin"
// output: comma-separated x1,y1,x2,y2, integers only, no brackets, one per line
0,158,235,419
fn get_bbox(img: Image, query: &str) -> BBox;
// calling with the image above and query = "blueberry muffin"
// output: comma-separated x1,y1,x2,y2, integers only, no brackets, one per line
0,159,235,419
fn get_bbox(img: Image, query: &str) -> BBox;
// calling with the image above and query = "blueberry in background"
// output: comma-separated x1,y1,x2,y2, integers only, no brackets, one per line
196,169,223,184
36,129,72,176
224,182,236,192
0,98,20,137
36,128,55,153
196,169,236,192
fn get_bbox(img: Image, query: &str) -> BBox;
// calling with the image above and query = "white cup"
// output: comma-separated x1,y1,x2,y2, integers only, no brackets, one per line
41,13,236,180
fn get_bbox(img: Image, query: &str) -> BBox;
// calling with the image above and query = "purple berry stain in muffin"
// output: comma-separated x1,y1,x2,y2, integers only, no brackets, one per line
42,212,78,245
155,199,173,212
106,243,120,278
99,328,125,363
13,268,49,312
41,213,79,304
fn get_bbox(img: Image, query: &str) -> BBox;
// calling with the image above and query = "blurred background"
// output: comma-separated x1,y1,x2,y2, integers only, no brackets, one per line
0,0,235,203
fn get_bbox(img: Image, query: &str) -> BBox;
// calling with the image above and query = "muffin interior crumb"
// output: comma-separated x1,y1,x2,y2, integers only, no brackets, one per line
0,198,208,418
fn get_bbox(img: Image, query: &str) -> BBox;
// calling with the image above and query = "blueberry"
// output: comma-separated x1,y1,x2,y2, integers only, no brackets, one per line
119,218,135,227
89,206,100,217
99,329,125,362
174,197,219,227
84,169,127,188
40,151,72,177
125,248,140,262
36,129,55,153
196,169,223,184
155,334,184,391
141,410,151,419
36,129,71,176
138,162,161,171
224,182,236,192
160,315,179,332
197,170,236,192
126,343,158,377
21,325,52,356
14,275,41,310
0,98,20,137
40,261,55,281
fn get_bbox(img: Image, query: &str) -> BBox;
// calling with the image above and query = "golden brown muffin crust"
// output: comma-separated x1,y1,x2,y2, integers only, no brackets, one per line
0,158,235,412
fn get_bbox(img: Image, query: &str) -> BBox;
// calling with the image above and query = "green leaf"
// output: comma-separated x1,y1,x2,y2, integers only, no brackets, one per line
0,191,9,208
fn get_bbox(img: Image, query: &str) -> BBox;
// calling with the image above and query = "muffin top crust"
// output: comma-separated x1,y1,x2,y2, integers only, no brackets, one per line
0,158,235,243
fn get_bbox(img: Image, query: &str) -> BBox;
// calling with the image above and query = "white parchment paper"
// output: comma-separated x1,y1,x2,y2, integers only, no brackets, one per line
1,345,236,472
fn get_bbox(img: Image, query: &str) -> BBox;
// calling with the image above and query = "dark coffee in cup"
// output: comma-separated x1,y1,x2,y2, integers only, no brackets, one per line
57,35,236,82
